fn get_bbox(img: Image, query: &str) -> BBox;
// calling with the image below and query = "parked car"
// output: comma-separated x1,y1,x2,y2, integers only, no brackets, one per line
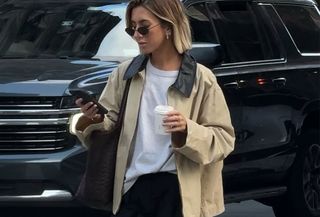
0,0,319,217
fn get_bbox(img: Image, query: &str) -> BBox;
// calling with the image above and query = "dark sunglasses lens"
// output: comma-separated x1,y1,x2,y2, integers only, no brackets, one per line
137,26,149,35
125,27,135,36
125,26,149,36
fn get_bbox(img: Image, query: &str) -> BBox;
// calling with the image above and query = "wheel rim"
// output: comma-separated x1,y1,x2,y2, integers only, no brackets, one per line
303,143,320,212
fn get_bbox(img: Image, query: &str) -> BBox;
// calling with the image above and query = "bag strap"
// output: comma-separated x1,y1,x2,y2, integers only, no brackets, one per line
114,79,131,128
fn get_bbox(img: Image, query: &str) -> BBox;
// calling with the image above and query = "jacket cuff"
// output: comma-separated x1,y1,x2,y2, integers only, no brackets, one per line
172,119,203,152
69,113,114,148
172,119,216,164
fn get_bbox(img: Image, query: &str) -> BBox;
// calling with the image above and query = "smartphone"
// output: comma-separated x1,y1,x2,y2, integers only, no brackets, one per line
69,89,108,115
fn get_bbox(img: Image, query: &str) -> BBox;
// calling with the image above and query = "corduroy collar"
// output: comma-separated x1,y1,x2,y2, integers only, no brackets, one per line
123,53,197,98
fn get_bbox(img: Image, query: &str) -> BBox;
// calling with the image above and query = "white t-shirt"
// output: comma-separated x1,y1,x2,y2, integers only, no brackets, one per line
124,60,179,193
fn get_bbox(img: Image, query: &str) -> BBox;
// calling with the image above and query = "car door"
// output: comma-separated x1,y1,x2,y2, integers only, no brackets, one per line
203,0,292,188
186,2,244,186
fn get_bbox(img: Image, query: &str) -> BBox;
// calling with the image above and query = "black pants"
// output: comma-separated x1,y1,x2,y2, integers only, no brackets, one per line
112,172,182,217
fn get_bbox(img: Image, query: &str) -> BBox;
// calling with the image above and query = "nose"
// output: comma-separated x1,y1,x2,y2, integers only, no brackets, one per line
133,29,143,39
132,33,144,43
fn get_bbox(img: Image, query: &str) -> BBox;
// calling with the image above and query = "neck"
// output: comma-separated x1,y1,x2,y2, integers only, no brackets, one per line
150,45,182,71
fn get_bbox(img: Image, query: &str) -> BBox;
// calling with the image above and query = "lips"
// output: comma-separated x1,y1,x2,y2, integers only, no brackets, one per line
138,42,147,47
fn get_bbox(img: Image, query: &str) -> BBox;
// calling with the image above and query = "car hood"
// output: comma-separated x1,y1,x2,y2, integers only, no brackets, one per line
0,59,118,96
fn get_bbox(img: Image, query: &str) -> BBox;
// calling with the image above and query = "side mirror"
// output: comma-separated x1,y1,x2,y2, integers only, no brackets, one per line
189,43,224,68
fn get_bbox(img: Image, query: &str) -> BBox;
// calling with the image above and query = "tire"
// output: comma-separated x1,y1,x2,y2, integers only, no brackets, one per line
273,130,320,217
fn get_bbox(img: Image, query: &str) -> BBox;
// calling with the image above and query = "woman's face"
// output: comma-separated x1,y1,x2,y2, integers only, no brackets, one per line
129,6,168,54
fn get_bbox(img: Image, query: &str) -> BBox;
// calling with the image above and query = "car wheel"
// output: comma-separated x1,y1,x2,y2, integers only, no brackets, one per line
273,130,320,217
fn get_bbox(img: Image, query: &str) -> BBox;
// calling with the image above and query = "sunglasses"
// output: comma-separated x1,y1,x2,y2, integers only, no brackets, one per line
125,23,160,36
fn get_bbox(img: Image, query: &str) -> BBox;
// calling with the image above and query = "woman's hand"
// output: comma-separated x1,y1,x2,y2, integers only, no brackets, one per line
75,98,103,122
163,110,187,133
163,110,187,148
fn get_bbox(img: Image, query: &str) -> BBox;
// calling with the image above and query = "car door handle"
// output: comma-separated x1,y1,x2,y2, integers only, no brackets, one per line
224,82,239,89
272,77,286,86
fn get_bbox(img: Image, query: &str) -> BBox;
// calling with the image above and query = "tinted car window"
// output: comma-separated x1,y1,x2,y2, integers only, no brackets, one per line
0,2,139,60
205,2,281,63
187,3,219,43
275,5,320,53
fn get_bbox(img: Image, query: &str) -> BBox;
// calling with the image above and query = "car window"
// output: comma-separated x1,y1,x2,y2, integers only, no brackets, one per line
0,2,139,60
199,1,281,64
187,3,219,44
275,5,320,54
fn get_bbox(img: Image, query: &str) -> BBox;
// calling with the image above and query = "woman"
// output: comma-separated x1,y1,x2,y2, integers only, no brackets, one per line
72,0,235,216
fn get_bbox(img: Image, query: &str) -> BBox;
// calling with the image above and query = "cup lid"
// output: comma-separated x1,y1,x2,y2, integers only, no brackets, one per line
154,105,174,114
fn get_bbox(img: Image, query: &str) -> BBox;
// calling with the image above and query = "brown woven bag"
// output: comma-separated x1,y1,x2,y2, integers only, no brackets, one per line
75,79,131,210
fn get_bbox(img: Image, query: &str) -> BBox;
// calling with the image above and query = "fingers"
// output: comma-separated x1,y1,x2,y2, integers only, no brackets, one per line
75,98,101,120
163,110,187,133
75,98,83,107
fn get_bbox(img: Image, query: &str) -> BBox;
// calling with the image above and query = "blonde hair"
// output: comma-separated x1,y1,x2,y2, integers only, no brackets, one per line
126,0,192,54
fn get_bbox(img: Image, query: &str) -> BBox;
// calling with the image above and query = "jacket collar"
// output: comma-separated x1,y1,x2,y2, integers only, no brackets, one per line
123,53,197,98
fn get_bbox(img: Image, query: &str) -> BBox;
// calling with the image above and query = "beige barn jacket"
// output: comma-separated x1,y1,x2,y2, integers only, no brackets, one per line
71,53,235,217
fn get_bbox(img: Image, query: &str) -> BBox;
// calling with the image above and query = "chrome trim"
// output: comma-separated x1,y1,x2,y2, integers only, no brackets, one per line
0,108,80,115
0,104,53,108
314,4,320,16
214,71,238,76
0,118,69,125
78,71,110,88
192,43,218,48
0,190,73,202
0,147,64,151
0,99,76,150
0,130,67,134
215,58,286,70
0,139,65,143
301,53,320,57
272,77,287,82
221,58,286,67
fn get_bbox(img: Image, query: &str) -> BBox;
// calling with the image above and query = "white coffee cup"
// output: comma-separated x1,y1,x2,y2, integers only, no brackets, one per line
154,105,174,135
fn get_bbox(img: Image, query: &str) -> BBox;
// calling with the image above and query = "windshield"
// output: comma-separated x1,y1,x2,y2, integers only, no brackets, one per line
0,1,139,61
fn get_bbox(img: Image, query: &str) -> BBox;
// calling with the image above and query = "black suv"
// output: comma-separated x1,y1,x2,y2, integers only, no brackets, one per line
0,0,319,217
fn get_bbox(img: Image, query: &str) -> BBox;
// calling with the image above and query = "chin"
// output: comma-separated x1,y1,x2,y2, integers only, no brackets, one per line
139,48,152,55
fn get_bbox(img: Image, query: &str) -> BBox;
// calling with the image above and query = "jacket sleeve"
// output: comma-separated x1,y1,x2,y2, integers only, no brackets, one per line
69,66,123,148
173,76,235,165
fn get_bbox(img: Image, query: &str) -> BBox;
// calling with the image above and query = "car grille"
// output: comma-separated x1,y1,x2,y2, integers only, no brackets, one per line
0,97,80,151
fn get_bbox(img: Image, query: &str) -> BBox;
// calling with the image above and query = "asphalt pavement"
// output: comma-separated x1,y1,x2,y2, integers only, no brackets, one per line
221,200,275,217
2,200,275,217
